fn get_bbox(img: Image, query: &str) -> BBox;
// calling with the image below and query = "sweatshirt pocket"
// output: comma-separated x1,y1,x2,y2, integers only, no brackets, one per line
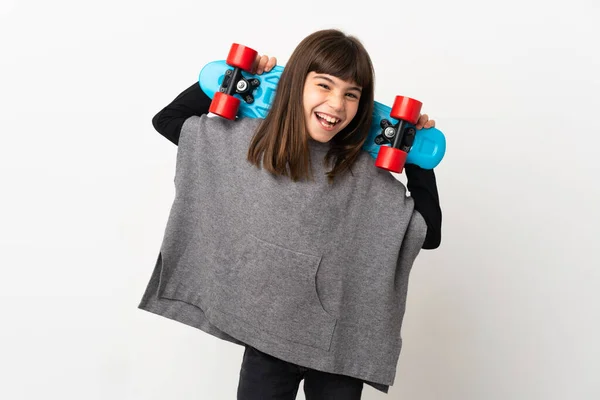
212,234,336,351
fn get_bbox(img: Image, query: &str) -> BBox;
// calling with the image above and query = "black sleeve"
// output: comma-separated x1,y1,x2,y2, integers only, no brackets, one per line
152,82,213,145
405,164,442,249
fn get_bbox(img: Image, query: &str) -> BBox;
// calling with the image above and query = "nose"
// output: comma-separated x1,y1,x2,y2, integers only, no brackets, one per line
327,92,344,112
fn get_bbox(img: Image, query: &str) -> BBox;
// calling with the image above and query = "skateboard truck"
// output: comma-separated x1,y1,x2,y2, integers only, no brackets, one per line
209,43,261,120
220,69,260,105
374,119,417,152
374,96,422,173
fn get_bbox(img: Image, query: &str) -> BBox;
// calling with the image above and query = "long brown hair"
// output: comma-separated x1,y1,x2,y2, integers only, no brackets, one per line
247,29,375,183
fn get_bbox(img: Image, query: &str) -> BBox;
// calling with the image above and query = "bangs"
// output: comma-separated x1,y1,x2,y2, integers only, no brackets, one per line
309,40,373,88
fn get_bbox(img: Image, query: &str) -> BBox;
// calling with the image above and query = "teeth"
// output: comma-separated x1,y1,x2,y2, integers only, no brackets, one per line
316,112,340,124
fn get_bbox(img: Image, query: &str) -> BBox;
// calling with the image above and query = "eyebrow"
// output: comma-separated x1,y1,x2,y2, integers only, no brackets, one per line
313,75,362,92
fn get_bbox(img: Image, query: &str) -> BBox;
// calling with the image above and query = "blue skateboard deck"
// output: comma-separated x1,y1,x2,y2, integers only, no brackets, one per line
199,60,446,170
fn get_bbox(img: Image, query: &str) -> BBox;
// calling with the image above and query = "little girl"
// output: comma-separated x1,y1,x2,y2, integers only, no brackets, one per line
139,28,442,399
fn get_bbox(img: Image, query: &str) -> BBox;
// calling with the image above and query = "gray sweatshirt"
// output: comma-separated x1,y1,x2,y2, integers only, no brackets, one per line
138,115,427,392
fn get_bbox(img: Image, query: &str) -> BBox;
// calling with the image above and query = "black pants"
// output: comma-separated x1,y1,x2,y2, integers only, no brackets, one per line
237,346,364,400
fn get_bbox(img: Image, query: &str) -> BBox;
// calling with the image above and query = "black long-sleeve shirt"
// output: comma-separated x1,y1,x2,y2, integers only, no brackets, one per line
151,82,442,249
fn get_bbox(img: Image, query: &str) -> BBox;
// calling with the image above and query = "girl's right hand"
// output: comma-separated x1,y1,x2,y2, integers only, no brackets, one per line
252,55,277,75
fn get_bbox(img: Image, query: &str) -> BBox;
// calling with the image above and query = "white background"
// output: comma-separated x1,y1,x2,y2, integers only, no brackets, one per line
1,0,599,399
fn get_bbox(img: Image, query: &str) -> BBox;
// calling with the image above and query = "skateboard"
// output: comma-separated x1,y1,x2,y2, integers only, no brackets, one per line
199,44,446,172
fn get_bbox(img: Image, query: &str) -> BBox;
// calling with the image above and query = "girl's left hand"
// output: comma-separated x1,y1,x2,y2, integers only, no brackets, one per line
415,114,436,130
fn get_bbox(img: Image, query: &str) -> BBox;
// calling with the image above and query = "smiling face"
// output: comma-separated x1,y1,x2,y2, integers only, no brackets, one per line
302,72,362,143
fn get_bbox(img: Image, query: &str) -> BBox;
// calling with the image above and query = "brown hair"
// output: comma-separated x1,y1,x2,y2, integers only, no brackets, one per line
247,29,375,183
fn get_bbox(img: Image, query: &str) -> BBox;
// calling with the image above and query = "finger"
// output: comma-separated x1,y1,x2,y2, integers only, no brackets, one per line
415,113,428,129
252,54,261,74
424,119,436,129
264,56,277,72
256,55,268,74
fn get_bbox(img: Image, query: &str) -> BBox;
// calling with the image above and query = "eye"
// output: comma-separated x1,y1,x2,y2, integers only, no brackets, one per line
346,92,359,99
317,83,330,90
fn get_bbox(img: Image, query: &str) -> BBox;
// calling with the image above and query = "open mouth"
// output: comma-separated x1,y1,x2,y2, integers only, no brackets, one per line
315,112,341,129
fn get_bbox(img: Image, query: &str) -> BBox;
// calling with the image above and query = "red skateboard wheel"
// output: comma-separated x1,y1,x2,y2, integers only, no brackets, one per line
226,43,258,72
209,91,240,120
390,96,422,125
375,145,408,173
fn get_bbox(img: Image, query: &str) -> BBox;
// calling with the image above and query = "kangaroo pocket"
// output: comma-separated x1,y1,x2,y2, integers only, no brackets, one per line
211,234,336,351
